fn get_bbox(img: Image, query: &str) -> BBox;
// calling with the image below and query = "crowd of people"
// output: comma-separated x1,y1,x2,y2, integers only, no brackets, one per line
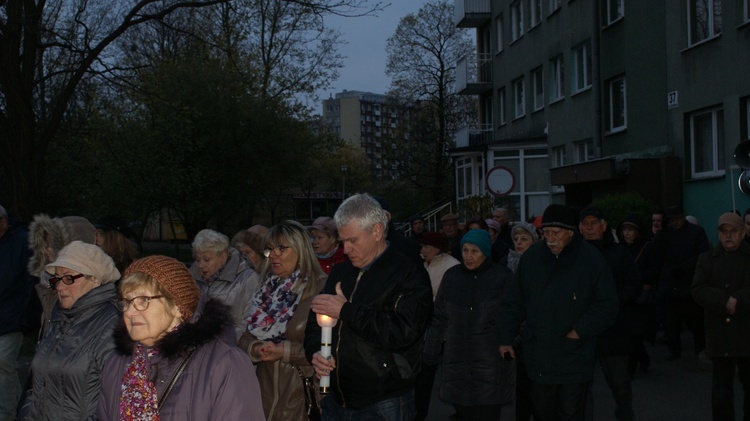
1,196,750,420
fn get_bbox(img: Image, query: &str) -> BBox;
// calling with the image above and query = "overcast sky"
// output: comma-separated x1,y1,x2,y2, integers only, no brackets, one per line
313,1,432,112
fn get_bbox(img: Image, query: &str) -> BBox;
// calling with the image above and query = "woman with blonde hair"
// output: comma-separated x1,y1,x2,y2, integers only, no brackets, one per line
239,220,326,421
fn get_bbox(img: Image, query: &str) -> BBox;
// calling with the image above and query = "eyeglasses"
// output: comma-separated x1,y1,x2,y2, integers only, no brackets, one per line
114,295,164,312
263,245,291,257
49,273,85,288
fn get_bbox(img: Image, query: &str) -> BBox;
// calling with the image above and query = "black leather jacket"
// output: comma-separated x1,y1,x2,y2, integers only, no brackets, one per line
304,246,433,408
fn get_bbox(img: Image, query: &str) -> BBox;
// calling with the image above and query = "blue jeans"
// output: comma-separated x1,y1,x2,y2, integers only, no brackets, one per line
321,388,415,420
0,332,23,420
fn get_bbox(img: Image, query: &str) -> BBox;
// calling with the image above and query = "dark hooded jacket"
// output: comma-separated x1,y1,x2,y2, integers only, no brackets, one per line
19,283,118,421
423,258,515,406
96,298,265,421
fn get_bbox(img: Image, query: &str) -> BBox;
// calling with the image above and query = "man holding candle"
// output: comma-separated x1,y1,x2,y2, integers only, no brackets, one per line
305,193,434,420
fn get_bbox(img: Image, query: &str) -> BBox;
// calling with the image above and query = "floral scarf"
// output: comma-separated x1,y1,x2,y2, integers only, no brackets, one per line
120,344,159,421
246,270,304,342
506,250,521,274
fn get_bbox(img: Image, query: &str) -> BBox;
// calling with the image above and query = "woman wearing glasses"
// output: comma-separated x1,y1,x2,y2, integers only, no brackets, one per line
238,220,326,421
96,255,264,420
18,241,120,420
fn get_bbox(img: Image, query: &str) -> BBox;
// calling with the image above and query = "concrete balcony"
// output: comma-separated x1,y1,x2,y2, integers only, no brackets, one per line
455,0,491,28
455,54,493,95
454,124,493,148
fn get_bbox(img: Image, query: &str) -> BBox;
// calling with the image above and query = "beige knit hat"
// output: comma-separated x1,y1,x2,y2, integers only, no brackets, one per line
45,240,120,284
124,255,201,321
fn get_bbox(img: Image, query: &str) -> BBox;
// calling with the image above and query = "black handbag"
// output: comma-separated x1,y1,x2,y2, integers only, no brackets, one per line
294,365,321,421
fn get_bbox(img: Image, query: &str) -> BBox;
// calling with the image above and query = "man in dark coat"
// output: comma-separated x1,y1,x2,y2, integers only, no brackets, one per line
499,204,618,420
305,193,433,419
691,212,750,421
492,206,514,247
579,206,642,421
0,205,33,420
652,205,710,360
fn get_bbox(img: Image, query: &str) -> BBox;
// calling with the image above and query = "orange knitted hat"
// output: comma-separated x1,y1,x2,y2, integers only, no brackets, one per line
124,255,201,321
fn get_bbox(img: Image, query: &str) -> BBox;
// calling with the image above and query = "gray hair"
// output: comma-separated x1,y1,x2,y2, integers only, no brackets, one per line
191,229,230,255
334,193,389,235
0,205,7,219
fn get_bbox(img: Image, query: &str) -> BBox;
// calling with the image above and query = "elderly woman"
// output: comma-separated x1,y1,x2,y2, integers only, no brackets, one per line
423,230,514,420
231,224,269,271
96,255,264,420
189,228,261,339
502,221,540,273
419,231,460,300
239,220,326,421
308,216,347,274
19,241,120,420
500,221,540,421
415,231,461,420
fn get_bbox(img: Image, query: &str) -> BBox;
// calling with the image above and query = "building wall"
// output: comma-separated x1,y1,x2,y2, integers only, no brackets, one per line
454,0,750,219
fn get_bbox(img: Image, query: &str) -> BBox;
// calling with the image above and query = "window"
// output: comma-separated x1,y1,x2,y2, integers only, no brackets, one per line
608,76,627,131
550,56,564,102
498,88,507,126
604,0,624,25
744,97,750,140
572,42,592,93
688,0,722,46
553,146,566,167
745,0,750,23
532,67,544,111
496,14,504,53
549,0,561,14
511,2,524,41
513,77,526,118
690,107,725,177
575,139,595,163
457,157,477,199
530,0,542,27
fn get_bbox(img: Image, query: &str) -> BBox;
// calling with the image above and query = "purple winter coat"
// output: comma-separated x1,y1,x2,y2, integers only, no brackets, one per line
96,298,264,420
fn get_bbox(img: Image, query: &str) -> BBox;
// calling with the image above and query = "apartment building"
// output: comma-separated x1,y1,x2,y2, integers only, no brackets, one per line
322,90,412,180
453,0,750,225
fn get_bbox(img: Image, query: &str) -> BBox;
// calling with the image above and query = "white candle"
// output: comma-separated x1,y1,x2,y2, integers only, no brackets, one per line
316,314,338,393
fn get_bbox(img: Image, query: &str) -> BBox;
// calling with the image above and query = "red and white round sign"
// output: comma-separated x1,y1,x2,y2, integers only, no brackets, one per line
485,166,515,197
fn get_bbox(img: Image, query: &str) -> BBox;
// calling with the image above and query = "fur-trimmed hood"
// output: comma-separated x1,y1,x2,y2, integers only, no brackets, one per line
27,214,96,277
113,297,235,361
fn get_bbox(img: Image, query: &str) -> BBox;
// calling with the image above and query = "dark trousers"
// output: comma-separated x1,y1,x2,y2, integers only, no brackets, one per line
414,363,437,421
712,357,750,421
600,355,634,421
663,293,705,356
453,403,503,420
528,380,590,421
516,360,534,421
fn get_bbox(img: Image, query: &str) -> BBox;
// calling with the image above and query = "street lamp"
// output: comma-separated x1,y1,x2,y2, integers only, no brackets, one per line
341,165,348,200
316,313,338,394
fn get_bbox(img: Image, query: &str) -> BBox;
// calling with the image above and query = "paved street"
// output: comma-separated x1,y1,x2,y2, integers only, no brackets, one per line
426,335,739,420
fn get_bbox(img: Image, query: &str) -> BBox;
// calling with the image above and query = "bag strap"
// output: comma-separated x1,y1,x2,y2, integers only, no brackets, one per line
158,348,196,409
293,364,307,380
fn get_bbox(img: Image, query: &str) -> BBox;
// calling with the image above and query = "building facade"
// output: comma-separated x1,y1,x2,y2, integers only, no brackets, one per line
322,90,412,180
453,0,750,230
